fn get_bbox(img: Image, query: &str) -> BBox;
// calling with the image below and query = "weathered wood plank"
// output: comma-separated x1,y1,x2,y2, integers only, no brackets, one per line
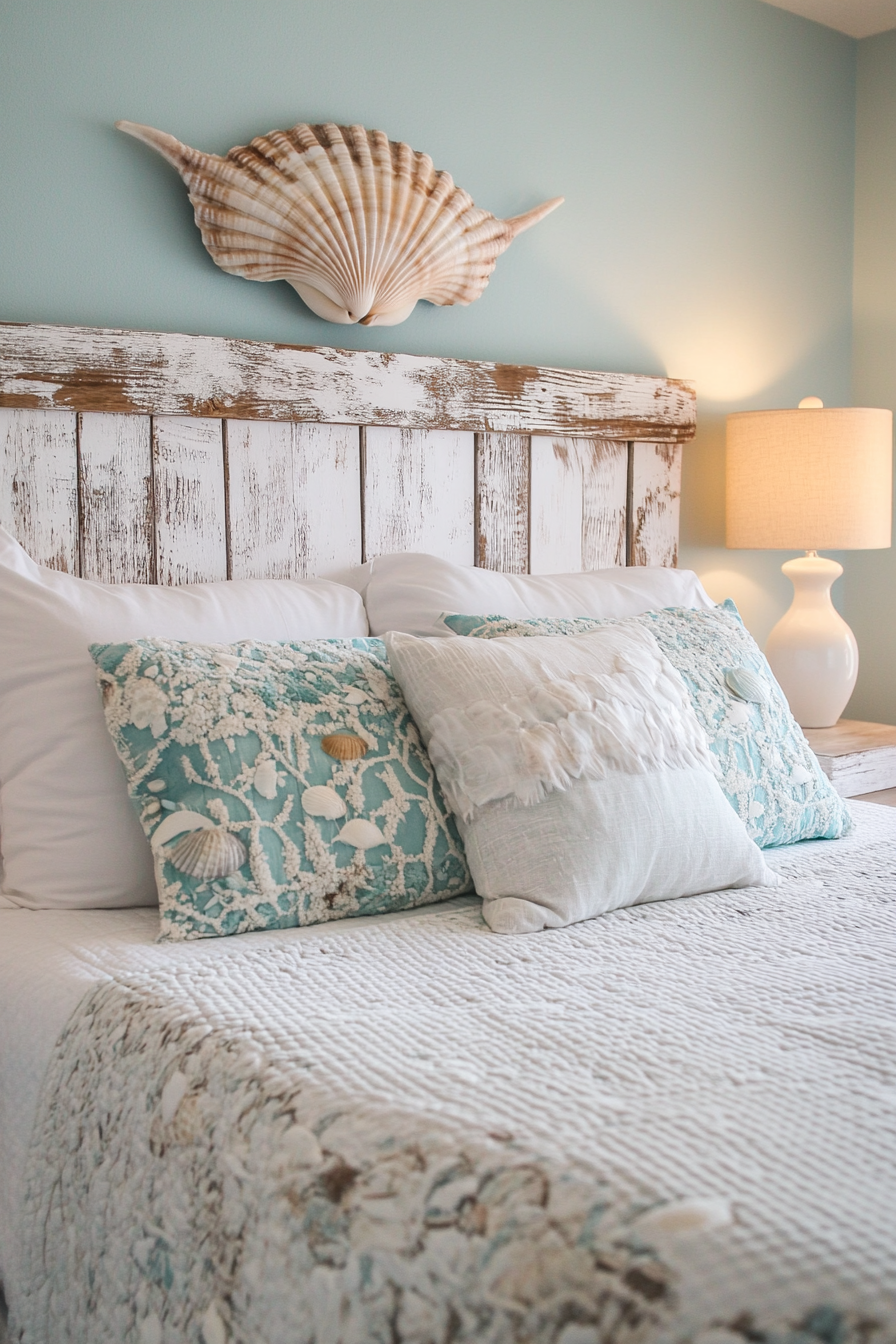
852,785,896,806
294,423,362,577
530,436,627,573
803,719,896,797
226,420,295,580
363,428,474,564
630,442,682,567
583,439,628,569
476,433,529,573
78,412,153,582
227,420,361,579
0,407,79,571
152,416,226,585
0,323,697,442
529,435,584,575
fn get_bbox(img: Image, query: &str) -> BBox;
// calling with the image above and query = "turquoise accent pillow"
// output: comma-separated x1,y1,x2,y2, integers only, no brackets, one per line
442,603,852,848
91,637,471,940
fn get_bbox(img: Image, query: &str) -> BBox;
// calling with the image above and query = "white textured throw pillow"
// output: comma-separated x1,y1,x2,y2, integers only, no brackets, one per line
385,626,778,933
0,529,368,910
362,552,714,638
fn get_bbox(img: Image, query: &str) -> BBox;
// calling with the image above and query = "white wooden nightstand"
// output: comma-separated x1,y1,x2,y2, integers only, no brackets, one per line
803,719,896,807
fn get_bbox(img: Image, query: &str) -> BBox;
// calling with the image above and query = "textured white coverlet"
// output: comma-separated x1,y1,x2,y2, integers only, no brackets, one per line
1,804,894,1342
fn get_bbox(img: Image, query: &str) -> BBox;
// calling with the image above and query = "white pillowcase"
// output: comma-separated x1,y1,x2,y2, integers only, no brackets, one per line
0,529,368,911
385,626,778,934
362,552,714,638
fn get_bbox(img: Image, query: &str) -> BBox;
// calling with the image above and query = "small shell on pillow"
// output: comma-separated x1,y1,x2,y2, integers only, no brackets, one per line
302,785,347,820
335,819,387,850
321,732,369,761
168,827,248,880
723,667,768,704
150,809,214,850
253,758,280,800
115,120,563,326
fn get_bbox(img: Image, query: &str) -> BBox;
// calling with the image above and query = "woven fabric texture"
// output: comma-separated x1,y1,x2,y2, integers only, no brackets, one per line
91,637,470,940
12,804,896,1342
443,603,852,847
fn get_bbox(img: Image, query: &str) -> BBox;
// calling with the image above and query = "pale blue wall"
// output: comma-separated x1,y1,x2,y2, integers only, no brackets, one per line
0,0,857,643
847,29,896,723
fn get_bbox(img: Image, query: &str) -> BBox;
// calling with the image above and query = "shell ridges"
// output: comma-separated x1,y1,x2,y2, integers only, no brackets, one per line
150,809,214,851
321,732,369,761
302,785,347,820
335,818,388,850
724,667,768,705
167,827,248,880
116,119,563,326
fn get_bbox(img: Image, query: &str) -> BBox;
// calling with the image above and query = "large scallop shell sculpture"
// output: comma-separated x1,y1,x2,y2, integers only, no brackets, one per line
116,120,563,326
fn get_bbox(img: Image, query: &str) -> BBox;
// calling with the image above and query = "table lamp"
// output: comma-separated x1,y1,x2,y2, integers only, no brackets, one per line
726,400,892,728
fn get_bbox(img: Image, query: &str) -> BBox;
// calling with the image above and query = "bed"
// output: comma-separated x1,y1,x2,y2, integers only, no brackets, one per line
1,322,894,1344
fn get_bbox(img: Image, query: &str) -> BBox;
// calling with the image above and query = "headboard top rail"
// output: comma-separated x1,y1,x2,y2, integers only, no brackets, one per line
0,322,696,442
1,320,691,584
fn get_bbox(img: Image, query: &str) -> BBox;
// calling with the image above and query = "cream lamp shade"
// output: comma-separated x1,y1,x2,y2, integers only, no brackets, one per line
725,402,893,729
726,406,892,550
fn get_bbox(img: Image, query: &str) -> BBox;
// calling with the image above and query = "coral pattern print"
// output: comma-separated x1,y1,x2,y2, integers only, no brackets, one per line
91,638,470,939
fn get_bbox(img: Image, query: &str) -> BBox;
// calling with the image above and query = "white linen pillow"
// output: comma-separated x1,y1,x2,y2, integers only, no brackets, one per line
0,528,368,911
362,552,714,638
385,626,778,934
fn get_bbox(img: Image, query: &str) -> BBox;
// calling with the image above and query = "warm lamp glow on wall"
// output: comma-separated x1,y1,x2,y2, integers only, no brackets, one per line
726,400,893,728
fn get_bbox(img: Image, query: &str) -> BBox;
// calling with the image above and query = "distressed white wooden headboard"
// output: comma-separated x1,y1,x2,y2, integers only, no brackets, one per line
0,323,696,584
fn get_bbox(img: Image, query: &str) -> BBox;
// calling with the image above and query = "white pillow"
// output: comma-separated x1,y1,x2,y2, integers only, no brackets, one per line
362,552,715,638
385,626,778,934
0,529,368,911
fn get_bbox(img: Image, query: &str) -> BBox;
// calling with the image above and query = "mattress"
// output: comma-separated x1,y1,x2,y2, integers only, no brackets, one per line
1,801,894,1342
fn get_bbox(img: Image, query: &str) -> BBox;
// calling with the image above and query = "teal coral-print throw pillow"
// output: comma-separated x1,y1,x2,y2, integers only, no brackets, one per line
91,637,471,940
442,603,851,849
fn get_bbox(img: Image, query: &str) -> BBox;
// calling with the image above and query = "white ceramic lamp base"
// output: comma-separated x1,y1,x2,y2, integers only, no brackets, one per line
764,554,858,729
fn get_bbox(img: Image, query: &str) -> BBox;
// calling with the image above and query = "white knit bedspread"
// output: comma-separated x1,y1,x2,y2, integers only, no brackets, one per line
5,802,896,1343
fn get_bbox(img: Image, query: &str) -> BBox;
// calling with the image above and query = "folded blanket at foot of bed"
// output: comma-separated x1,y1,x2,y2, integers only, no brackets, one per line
17,973,677,1344
9,808,896,1343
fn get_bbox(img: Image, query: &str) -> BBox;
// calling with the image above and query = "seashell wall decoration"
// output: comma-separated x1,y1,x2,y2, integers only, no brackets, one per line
116,120,563,326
